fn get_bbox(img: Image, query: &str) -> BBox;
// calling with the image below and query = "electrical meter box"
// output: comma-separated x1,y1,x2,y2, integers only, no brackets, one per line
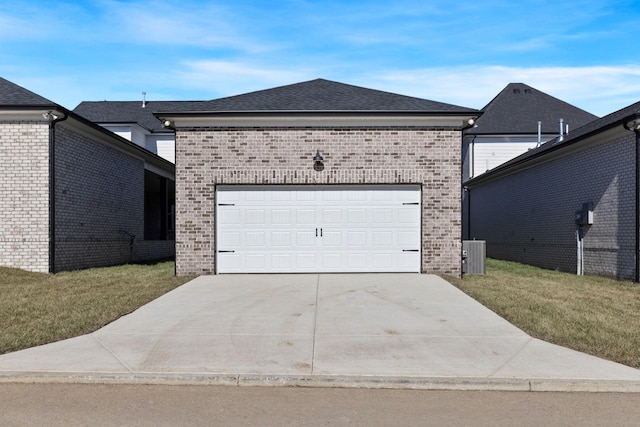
575,202,594,226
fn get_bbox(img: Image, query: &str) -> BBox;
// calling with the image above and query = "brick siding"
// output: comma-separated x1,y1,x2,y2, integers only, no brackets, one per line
54,124,175,271
468,132,636,280
0,121,50,272
175,126,462,276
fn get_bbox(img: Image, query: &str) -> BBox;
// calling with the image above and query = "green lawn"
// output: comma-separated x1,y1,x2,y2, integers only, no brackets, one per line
0,262,194,355
445,259,640,368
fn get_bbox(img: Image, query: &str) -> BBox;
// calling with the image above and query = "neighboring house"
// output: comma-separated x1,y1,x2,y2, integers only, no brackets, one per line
74,98,183,163
0,77,175,273
154,79,480,276
463,83,597,182
464,99,640,281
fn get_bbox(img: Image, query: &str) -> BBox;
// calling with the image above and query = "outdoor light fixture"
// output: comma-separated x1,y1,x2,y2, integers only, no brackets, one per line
625,118,640,132
42,111,58,121
313,150,324,171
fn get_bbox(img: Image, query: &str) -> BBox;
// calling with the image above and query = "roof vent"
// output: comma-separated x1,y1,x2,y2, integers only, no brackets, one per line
524,88,532,94
142,91,147,108
513,89,521,94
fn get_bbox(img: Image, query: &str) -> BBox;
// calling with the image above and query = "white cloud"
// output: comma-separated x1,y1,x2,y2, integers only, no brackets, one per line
359,65,640,116
173,60,313,97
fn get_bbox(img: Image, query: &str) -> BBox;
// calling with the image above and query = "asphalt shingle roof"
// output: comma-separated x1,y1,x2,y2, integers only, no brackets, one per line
466,83,598,135
74,100,197,132
0,77,56,106
74,79,479,131
180,79,478,113
466,99,640,185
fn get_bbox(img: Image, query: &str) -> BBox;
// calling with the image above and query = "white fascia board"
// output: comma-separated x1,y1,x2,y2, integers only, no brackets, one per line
0,109,65,122
161,114,477,129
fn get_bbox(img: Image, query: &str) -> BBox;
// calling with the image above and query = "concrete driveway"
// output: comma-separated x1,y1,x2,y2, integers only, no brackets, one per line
1,274,640,391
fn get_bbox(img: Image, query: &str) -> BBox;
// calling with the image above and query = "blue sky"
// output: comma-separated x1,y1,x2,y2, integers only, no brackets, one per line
1,0,640,116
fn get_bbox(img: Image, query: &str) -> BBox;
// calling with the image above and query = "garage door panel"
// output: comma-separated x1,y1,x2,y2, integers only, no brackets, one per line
271,231,292,247
296,209,316,224
322,253,343,268
218,208,241,224
216,185,421,273
322,230,342,246
246,232,265,247
218,231,242,248
347,231,367,246
347,208,367,223
246,210,265,224
296,231,316,246
398,230,420,246
321,209,342,223
296,253,317,268
271,209,291,224
373,208,393,223
372,231,394,246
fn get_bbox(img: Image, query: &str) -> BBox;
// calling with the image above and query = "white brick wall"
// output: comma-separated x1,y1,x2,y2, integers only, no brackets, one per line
175,126,462,276
0,121,50,272
0,119,175,273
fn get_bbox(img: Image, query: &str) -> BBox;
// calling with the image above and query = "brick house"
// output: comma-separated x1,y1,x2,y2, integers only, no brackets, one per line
465,100,640,281
155,79,479,276
0,77,175,273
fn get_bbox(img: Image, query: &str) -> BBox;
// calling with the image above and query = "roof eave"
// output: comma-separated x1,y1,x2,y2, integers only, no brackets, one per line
155,110,481,129
465,119,631,187
154,109,480,117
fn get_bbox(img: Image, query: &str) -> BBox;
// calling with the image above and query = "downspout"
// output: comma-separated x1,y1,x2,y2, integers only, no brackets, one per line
623,117,640,282
461,118,478,277
636,128,639,283
46,110,68,274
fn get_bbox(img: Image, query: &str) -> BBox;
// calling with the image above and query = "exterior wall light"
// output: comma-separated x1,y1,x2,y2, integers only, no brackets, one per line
313,150,324,171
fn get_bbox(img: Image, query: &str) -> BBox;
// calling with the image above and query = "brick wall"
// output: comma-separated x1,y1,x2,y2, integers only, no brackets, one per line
54,124,174,271
175,126,462,276
468,131,636,280
0,121,50,272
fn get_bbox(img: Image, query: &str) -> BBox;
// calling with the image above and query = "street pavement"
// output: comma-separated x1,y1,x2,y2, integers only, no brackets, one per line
1,274,639,391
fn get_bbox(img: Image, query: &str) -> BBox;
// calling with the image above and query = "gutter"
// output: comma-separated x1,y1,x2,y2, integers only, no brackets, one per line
623,114,640,282
46,110,68,274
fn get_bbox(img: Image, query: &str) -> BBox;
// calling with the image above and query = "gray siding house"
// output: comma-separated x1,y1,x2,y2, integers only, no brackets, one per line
465,100,640,281
463,83,597,182
0,77,175,273
155,79,479,277
74,99,185,164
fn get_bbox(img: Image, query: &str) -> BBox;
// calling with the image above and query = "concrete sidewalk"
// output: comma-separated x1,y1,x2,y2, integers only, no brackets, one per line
1,274,640,392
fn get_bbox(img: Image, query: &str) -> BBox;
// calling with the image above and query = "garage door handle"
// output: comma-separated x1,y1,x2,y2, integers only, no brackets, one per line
402,249,419,252
218,250,235,253
315,228,323,237
402,202,419,205
218,203,235,206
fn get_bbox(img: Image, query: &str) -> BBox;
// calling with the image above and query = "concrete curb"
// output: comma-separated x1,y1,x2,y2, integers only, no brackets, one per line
2,371,640,393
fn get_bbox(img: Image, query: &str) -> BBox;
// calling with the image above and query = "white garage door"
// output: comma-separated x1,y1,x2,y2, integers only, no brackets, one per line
216,185,421,273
